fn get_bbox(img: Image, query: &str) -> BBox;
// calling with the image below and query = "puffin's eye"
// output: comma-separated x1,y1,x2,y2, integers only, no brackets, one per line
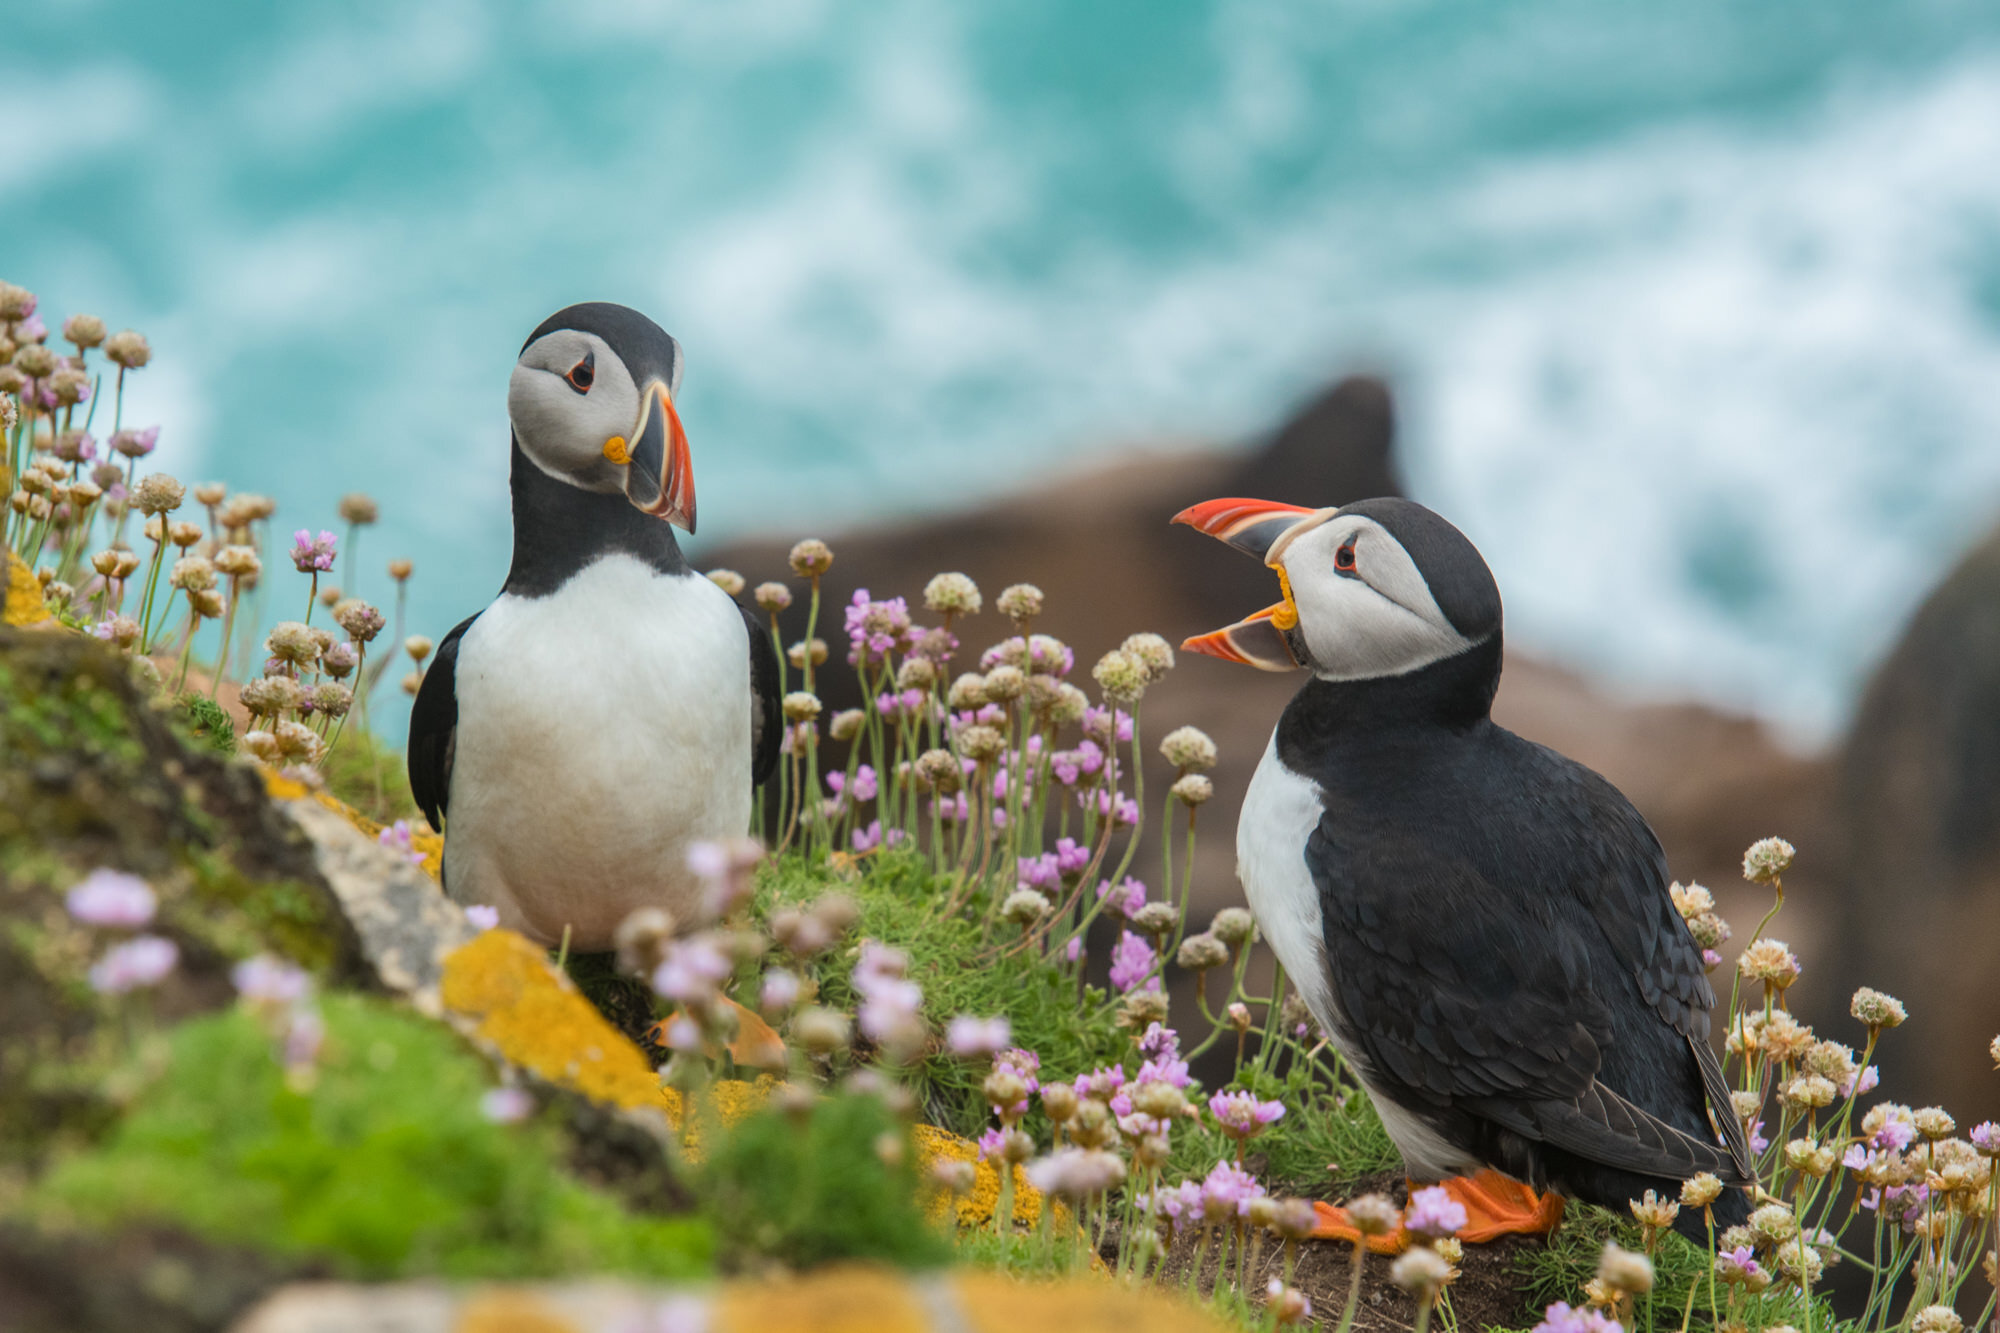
1334,538,1358,575
565,353,595,394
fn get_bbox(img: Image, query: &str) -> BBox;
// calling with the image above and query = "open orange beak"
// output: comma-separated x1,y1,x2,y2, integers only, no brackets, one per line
623,379,696,532
1172,497,1321,671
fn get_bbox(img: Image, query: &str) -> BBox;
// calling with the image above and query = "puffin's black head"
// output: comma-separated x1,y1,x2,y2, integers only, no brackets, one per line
1172,495,1501,679
508,302,696,532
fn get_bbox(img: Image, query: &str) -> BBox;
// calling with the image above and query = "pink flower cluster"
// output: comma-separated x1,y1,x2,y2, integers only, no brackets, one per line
66,868,156,926
290,529,338,573
844,589,914,666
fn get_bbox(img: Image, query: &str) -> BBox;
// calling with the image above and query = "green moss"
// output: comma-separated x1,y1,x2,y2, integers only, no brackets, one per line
172,692,235,756
23,995,712,1280
700,1086,951,1270
760,849,1127,1138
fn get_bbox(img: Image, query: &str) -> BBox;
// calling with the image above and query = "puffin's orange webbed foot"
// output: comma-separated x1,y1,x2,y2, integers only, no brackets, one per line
1311,1171,1564,1251
646,997,788,1070
1438,1169,1566,1241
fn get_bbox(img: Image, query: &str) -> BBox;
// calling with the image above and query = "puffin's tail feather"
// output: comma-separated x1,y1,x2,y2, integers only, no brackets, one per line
1476,1079,1751,1187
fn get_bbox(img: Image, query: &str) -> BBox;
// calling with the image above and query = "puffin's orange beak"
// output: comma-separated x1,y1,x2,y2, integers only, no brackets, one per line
623,379,696,533
1173,497,1319,671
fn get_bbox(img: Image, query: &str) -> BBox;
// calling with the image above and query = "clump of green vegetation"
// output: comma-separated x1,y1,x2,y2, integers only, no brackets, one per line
700,1086,951,1270
26,995,712,1280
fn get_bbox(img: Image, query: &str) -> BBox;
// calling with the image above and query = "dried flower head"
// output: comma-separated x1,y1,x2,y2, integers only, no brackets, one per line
914,748,961,795
1851,987,1907,1030
829,708,866,742
1596,1242,1654,1295
1159,725,1218,772
12,343,57,378
1171,773,1214,806
1747,1202,1798,1245
983,663,1026,702
923,572,981,616
213,545,261,578
1347,1192,1399,1237
947,672,987,710
1092,648,1147,705
1177,932,1229,971
895,657,936,692
405,635,434,663
309,682,353,718
750,580,791,614
1001,888,1052,924
1913,1106,1956,1140
273,719,325,763
1742,836,1795,883
955,724,1005,763
788,539,833,578
995,583,1043,625
266,621,320,665
62,313,107,348
104,329,151,368
705,568,745,596
1630,1189,1680,1232
1738,938,1801,989
1211,907,1256,947
0,282,36,320
1120,632,1175,682
1391,1246,1451,1300
132,472,185,515
335,492,379,526
1116,988,1169,1031
1909,1308,1964,1333
782,691,823,724
787,638,828,669
169,556,216,592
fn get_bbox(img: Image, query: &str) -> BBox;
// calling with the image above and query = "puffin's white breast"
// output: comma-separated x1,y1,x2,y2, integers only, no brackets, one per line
1236,727,1477,1178
447,554,752,948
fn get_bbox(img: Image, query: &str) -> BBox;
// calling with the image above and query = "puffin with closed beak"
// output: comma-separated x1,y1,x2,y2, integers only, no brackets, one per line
1176,495,1751,1246
409,302,780,950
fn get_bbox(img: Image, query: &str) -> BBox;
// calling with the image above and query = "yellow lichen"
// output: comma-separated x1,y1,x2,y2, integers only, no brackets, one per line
258,766,445,878
712,1265,930,1333
949,1271,1233,1333
909,1123,1063,1231
3,549,51,626
454,1291,582,1333
441,929,669,1113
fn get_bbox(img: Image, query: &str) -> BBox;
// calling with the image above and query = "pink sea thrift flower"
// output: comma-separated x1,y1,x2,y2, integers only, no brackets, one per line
482,1086,535,1124
231,954,311,1006
1533,1302,1623,1333
1405,1184,1468,1238
1199,1160,1266,1220
290,529,338,573
378,819,426,865
65,869,156,926
1209,1090,1287,1140
464,904,500,930
89,934,178,993
1108,930,1157,992
946,1015,1012,1059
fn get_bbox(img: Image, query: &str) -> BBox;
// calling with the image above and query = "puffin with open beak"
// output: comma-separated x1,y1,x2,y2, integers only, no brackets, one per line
1177,495,1751,1247
408,302,780,950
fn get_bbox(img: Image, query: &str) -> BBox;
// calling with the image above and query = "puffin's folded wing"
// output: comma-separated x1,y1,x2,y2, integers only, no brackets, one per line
1312,820,1608,1108
1551,760,1752,1178
408,613,479,833
1311,818,1746,1183
741,602,781,788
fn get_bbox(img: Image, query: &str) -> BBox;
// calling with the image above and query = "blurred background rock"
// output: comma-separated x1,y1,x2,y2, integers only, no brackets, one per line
8,0,1998,1111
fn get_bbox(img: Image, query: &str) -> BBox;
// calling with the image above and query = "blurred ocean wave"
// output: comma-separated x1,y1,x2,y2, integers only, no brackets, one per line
6,0,2000,741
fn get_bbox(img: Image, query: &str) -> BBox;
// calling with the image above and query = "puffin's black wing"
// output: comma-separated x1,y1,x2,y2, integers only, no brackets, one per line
1309,747,1748,1185
407,613,479,833
742,603,781,787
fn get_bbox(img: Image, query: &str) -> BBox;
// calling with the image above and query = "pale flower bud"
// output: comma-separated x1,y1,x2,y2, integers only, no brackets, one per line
995,583,1043,623
705,568,745,596
753,581,791,613
1171,773,1213,805
1159,725,1218,772
923,572,981,616
787,539,833,578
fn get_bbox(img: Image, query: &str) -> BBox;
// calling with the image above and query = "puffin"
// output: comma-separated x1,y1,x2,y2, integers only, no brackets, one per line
1176,495,1751,1245
408,302,780,950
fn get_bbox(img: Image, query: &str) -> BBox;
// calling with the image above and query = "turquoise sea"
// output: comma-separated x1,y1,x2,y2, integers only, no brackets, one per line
8,0,2000,741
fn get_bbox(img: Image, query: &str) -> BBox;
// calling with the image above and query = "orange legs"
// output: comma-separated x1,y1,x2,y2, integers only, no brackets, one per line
1311,1170,1567,1252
